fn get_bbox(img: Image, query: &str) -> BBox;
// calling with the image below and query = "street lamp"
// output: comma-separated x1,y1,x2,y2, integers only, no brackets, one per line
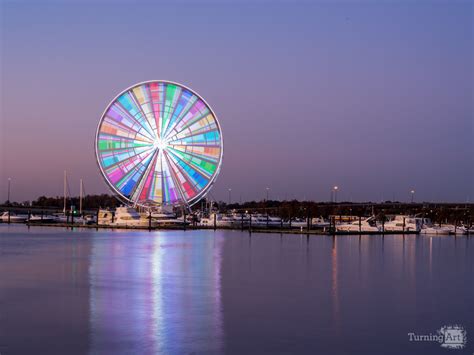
333,186,339,203
266,187,270,201
228,188,232,205
410,190,415,203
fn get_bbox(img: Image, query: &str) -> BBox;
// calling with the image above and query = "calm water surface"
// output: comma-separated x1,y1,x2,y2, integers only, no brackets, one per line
0,225,473,354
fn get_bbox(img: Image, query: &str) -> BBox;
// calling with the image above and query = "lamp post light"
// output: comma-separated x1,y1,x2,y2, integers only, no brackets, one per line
228,188,232,205
266,187,270,201
410,190,415,203
333,186,339,203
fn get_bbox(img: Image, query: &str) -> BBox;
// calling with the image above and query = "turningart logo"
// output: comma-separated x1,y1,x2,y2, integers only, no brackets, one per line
408,324,467,350
438,325,467,350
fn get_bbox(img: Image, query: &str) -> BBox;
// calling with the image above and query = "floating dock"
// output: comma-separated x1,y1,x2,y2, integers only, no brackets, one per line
5,221,468,236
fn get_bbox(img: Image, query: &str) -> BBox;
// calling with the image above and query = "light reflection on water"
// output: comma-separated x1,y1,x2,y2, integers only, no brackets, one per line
88,231,224,354
0,225,473,355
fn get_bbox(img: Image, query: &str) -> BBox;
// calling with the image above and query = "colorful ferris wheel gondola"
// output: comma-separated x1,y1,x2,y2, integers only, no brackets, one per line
95,80,223,208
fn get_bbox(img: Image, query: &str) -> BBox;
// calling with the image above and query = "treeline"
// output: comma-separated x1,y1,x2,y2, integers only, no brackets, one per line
214,200,473,225
4,194,121,210
2,195,472,224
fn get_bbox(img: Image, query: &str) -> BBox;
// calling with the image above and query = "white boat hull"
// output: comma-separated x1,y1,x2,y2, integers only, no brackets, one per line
336,225,380,233
0,216,28,223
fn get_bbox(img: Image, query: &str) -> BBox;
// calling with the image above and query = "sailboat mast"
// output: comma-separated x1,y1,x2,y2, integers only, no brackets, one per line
79,179,83,215
63,170,67,214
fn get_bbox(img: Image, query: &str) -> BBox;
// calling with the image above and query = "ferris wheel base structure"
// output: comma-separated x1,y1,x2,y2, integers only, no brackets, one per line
95,80,223,210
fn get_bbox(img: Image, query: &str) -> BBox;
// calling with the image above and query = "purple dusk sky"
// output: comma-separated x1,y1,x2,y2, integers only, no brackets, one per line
0,0,472,203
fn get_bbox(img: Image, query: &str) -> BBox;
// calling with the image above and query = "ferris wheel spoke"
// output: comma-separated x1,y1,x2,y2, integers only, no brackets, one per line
167,145,219,165
160,85,177,138
101,145,155,174
162,150,195,204
121,91,156,138
164,148,209,193
161,86,183,138
129,86,159,138
166,124,218,145
150,153,164,204
99,130,153,146
166,148,213,180
97,143,152,155
161,151,186,204
109,132,152,146
161,84,190,139
102,117,154,145
162,96,198,140
158,83,166,136
161,90,197,139
134,165,156,204
101,114,154,143
157,151,177,205
101,139,154,156
111,150,156,199
130,149,160,204
167,129,220,148
99,150,156,169
164,109,212,143
108,104,156,143
146,83,162,138
97,133,153,152
116,94,156,140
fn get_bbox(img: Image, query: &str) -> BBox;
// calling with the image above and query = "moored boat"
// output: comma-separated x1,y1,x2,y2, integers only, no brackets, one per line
336,216,380,233
149,210,187,226
0,211,28,223
383,215,420,233
28,214,58,223
418,218,452,235
112,206,157,227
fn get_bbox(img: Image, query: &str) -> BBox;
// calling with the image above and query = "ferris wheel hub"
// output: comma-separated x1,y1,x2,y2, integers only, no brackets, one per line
154,138,168,151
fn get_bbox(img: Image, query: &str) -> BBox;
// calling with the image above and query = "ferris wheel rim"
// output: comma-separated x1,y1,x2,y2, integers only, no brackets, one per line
94,79,224,208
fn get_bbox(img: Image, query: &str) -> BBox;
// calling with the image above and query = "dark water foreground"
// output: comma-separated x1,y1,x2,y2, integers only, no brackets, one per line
0,225,473,355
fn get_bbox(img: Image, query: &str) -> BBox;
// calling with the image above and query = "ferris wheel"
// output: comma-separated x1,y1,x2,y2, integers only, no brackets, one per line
95,80,223,208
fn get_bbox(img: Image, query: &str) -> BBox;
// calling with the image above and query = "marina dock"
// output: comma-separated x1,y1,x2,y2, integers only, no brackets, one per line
1,202,472,236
